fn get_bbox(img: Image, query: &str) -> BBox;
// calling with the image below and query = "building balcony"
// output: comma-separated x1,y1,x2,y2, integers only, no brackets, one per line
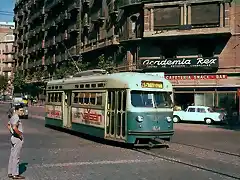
3,49,15,55
45,0,63,12
13,29,18,35
23,48,28,55
18,49,24,57
67,23,80,34
18,9,24,17
55,54,61,63
35,59,43,67
108,1,118,17
118,0,141,9
17,37,24,44
61,52,68,61
60,10,71,22
28,45,36,54
23,18,29,26
2,58,15,63
68,46,78,57
2,67,13,72
34,25,44,34
44,56,52,65
29,8,44,23
68,0,80,12
50,36,57,47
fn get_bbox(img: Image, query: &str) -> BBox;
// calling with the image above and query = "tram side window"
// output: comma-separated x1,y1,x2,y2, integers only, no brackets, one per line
90,93,96,105
96,93,102,105
73,92,103,106
84,93,90,104
47,93,62,102
51,93,54,102
79,93,84,104
73,93,78,103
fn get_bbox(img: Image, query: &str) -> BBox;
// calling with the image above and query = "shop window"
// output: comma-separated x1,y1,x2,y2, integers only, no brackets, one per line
218,93,236,109
205,93,214,107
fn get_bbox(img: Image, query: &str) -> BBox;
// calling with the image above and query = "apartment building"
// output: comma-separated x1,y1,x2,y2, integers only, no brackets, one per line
0,22,15,95
13,0,240,109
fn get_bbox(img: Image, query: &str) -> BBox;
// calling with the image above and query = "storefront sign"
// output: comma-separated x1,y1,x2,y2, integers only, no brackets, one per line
72,107,104,128
165,74,227,80
139,57,219,69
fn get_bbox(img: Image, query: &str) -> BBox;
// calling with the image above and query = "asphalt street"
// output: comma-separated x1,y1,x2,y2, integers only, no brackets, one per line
0,103,239,179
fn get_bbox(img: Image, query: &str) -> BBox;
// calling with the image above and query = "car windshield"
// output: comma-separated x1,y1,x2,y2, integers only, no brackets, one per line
131,90,172,108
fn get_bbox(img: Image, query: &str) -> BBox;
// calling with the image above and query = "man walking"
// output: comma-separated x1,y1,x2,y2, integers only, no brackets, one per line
7,105,25,179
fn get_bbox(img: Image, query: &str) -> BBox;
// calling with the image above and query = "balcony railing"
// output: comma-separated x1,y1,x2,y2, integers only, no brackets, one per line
45,0,62,11
68,0,80,12
2,66,13,72
61,52,68,61
118,0,141,8
50,36,56,46
60,10,71,21
29,8,44,23
55,54,61,62
3,49,15,55
68,46,78,56
2,58,15,63
67,23,80,33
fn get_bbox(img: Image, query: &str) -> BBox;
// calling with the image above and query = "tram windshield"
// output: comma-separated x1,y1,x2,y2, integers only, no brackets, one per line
131,90,173,108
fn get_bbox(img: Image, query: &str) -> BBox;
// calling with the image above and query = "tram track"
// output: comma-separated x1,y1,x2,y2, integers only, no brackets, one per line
164,140,240,157
133,140,240,180
134,147,240,180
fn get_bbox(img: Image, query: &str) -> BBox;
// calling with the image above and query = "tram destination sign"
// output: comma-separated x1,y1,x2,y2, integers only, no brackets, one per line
139,57,219,69
141,81,163,88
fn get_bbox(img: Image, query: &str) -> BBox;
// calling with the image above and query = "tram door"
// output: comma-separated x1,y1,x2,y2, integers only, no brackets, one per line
105,90,126,141
62,91,72,128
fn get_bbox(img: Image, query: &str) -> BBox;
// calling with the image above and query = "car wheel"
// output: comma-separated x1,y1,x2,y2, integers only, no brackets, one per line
204,118,212,125
173,116,181,123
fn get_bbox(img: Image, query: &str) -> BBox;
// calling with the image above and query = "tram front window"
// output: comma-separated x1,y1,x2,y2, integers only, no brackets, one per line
131,91,172,108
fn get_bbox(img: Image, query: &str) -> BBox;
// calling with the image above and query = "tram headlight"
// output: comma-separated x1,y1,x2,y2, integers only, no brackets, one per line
136,116,144,122
166,116,172,122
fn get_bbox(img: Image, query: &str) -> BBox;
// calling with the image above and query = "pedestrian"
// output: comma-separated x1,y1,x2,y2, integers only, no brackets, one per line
7,105,25,179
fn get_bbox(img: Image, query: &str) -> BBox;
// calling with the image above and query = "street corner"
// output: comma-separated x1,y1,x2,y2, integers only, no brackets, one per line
173,123,231,132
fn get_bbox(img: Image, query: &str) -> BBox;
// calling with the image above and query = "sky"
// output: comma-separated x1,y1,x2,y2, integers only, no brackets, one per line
0,0,14,22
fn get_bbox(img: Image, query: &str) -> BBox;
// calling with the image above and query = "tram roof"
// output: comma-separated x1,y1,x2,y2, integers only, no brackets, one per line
46,72,172,91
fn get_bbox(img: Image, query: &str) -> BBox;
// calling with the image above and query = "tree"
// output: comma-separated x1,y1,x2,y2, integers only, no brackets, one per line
55,60,89,79
97,54,115,73
13,71,26,93
0,75,8,92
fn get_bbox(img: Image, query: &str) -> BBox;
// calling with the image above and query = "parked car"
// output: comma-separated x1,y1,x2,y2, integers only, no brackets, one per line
173,106,226,124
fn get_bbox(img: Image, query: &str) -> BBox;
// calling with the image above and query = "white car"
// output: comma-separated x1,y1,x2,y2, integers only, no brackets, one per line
173,106,225,124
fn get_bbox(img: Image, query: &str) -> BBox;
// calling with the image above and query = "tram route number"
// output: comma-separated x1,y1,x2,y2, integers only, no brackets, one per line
152,126,160,131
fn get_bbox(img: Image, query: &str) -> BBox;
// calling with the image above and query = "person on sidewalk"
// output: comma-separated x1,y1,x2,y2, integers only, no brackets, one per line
7,105,25,179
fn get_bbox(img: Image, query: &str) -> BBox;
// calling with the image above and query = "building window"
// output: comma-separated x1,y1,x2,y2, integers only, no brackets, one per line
153,6,181,30
191,3,220,28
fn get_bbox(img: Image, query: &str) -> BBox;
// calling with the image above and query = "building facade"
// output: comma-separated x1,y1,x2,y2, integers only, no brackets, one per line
13,0,240,110
0,22,15,95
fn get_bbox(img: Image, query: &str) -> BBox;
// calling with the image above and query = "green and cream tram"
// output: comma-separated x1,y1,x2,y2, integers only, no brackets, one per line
45,70,174,146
